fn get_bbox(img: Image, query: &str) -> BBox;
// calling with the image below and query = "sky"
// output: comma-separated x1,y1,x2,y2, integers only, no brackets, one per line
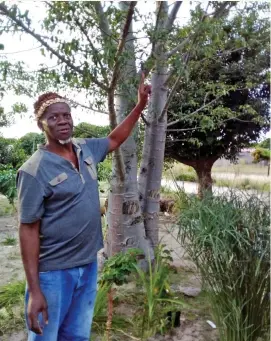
0,1,269,140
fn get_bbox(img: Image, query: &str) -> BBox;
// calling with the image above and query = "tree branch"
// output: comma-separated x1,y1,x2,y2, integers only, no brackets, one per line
141,1,182,77
138,1,163,78
164,1,183,31
107,1,137,182
73,17,109,85
0,3,108,91
166,115,254,133
167,127,202,132
167,97,221,127
141,112,150,126
93,2,112,41
68,98,108,115
166,1,233,59
166,37,190,58
109,1,137,94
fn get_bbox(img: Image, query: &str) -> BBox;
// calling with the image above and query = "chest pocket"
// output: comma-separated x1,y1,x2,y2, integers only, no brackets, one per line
48,172,81,198
84,156,97,180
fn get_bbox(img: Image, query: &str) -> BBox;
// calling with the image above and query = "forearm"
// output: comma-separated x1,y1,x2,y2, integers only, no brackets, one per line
108,102,145,151
19,222,41,294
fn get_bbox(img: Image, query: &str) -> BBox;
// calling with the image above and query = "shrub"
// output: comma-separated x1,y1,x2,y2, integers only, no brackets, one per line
0,166,17,205
178,192,270,341
175,172,197,182
97,157,112,182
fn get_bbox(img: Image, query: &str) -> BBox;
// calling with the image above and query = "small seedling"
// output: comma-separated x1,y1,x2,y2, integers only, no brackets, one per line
2,236,17,246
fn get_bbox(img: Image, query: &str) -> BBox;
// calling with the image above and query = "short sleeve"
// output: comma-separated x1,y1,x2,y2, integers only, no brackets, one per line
85,137,110,164
16,171,45,224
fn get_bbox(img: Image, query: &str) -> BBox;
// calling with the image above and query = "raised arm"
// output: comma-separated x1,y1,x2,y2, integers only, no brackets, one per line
108,73,151,152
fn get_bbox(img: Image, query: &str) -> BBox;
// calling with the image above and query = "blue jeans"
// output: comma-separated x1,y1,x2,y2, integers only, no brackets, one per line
26,261,98,341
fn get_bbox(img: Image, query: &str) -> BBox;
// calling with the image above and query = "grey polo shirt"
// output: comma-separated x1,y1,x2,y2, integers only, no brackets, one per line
16,137,110,272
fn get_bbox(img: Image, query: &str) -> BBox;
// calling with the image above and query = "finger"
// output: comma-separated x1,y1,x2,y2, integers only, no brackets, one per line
30,315,43,335
42,307,49,326
140,72,145,88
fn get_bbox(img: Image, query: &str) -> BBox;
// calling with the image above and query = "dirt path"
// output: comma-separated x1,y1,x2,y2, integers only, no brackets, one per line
0,216,24,287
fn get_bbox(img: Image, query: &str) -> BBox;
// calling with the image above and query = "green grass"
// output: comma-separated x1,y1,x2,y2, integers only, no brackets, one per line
212,163,268,175
178,192,270,341
2,236,17,246
0,281,25,336
175,172,197,182
0,197,15,217
166,162,269,177
0,281,25,308
164,163,270,192
215,178,270,192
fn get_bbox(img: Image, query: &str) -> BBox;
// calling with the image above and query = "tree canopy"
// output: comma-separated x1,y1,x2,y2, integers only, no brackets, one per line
258,138,270,150
165,2,270,166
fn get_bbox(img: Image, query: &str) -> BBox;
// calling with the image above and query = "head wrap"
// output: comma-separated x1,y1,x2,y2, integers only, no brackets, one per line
35,98,70,120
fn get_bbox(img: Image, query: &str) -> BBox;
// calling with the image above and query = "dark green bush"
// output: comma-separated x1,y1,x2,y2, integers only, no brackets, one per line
175,172,197,182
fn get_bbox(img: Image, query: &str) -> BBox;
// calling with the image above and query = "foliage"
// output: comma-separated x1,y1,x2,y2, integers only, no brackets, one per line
100,248,143,287
73,122,112,182
0,166,17,205
174,170,270,192
2,236,16,246
175,172,197,182
73,123,110,139
258,138,270,150
133,245,183,339
97,157,112,183
0,280,25,336
0,137,27,168
19,132,45,155
215,178,270,192
252,147,270,163
165,3,270,168
178,192,270,341
0,281,25,308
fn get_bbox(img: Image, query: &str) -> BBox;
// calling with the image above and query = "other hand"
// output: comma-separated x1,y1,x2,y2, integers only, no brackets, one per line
137,72,151,109
27,290,49,334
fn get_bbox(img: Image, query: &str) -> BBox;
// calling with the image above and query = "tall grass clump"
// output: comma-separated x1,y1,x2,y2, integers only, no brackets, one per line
134,245,184,339
0,281,26,335
177,191,270,341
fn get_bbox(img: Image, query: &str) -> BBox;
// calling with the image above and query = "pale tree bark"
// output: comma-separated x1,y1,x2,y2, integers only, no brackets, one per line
99,1,152,257
139,1,234,246
139,2,173,247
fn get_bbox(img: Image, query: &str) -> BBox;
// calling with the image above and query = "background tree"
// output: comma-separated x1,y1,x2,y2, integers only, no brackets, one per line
0,136,28,168
73,122,110,139
252,147,270,176
165,3,270,196
258,138,270,150
18,132,45,156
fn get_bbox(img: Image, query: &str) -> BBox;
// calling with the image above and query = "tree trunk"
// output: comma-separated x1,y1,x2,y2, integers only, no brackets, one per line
170,156,218,199
106,1,153,258
194,160,215,198
138,2,169,247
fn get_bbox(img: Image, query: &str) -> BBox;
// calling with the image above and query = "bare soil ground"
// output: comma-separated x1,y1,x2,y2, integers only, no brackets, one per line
0,214,218,341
